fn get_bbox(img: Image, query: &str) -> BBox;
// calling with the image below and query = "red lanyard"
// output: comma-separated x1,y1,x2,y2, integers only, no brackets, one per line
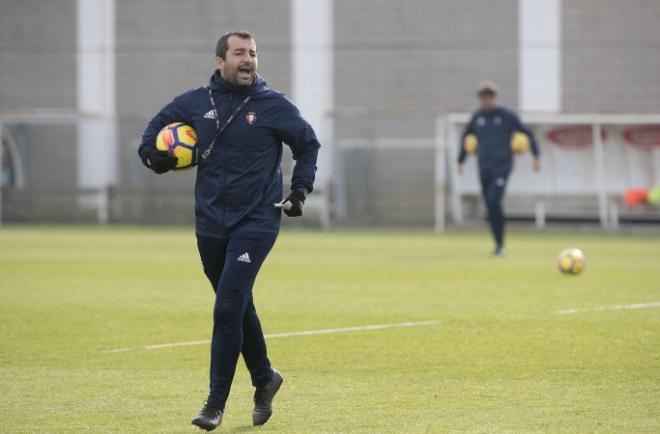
201,88,251,160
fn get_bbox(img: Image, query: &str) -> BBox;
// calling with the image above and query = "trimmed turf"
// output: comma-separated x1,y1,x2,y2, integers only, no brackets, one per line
1,226,659,433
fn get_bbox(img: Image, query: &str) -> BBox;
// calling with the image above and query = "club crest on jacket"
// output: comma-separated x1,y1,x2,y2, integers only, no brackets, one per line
245,112,257,125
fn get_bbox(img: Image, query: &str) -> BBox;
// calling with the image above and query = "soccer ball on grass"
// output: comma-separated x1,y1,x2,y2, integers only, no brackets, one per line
557,248,587,275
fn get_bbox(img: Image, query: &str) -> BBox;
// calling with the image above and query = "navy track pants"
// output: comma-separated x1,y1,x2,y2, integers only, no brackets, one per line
479,168,510,248
196,231,277,410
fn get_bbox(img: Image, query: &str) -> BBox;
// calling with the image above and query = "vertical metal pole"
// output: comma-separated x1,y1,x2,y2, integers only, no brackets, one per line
535,200,546,228
434,115,446,233
609,202,619,228
327,113,346,221
447,120,464,225
97,187,109,224
592,123,609,227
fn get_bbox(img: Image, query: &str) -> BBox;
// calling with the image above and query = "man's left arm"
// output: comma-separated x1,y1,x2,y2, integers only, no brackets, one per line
511,111,541,171
272,99,321,216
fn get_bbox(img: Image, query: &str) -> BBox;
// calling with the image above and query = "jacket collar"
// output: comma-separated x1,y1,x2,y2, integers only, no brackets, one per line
478,107,502,117
209,70,268,96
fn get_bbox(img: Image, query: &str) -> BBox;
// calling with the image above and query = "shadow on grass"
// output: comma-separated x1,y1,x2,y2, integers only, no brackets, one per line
225,425,256,433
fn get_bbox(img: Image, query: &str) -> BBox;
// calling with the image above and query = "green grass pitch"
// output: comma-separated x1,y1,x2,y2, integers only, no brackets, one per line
1,226,659,433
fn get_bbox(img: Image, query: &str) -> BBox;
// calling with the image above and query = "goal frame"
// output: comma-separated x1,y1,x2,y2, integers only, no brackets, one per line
0,109,112,225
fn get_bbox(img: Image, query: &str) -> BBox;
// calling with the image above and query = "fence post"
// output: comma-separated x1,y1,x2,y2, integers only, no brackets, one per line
592,122,609,227
447,118,464,225
434,115,446,233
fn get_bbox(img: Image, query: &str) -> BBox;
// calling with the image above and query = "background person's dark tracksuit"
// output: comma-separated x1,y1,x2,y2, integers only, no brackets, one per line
458,106,539,248
138,72,320,410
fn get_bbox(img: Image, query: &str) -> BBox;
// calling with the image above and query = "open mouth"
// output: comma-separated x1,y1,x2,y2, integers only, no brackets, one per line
237,66,253,79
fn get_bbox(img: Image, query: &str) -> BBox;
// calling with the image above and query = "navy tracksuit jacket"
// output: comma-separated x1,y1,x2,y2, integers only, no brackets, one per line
139,71,320,237
138,71,320,409
458,106,539,247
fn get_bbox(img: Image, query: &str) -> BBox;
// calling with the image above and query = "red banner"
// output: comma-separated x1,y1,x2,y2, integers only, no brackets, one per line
623,125,660,149
546,125,606,150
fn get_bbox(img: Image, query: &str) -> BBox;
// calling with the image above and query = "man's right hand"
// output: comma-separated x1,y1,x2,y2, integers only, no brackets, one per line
457,163,464,175
141,148,177,174
279,189,306,217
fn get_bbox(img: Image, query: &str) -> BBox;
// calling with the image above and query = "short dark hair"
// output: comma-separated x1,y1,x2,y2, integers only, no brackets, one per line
478,89,496,98
215,30,254,59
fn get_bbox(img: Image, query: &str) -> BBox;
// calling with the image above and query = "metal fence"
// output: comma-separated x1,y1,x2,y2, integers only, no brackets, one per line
2,110,660,229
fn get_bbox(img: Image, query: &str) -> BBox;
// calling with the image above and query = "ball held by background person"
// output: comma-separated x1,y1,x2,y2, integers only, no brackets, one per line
463,133,478,154
155,122,199,171
510,131,531,153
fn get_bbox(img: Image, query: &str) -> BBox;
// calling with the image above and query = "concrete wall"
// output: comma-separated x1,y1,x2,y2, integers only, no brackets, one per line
0,0,77,110
0,0,77,215
334,0,519,140
335,0,519,111
561,0,660,113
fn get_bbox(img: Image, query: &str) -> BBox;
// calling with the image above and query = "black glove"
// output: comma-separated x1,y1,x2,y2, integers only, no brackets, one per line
282,189,306,217
141,148,177,174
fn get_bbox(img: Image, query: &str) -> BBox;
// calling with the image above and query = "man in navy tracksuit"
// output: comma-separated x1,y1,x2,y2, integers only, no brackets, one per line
457,81,540,256
138,31,320,431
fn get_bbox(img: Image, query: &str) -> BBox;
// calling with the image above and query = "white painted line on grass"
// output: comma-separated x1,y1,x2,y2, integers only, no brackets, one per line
103,320,439,354
555,301,660,316
145,340,211,350
106,347,133,353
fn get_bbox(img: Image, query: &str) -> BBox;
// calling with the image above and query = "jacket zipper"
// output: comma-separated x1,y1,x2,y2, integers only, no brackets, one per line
221,92,234,234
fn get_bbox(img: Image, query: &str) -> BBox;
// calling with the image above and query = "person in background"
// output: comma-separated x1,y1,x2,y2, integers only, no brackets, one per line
457,81,540,256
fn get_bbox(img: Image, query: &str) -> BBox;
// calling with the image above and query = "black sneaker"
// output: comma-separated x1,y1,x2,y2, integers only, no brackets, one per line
191,402,223,431
252,369,284,426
